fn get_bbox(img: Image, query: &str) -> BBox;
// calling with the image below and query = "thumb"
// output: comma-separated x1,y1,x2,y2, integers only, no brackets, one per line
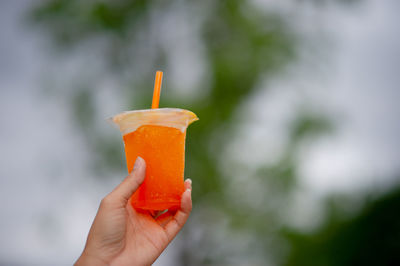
108,156,146,205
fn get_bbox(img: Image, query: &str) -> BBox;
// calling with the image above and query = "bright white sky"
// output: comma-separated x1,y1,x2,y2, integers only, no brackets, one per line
0,0,399,265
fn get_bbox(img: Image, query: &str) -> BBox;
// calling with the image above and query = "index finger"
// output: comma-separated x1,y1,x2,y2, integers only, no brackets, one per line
164,187,192,241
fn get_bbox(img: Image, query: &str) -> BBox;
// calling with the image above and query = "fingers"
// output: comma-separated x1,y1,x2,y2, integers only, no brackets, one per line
156,179,192,226
164,180,192,241
156,212,173,227
184,178,192,190
106,157,146,206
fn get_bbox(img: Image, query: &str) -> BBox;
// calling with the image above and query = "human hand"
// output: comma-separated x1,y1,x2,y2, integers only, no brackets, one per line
75,157,192,266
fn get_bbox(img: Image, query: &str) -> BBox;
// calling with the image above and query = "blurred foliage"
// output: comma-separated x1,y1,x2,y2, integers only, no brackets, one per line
29,0,399,265
284,187,400,266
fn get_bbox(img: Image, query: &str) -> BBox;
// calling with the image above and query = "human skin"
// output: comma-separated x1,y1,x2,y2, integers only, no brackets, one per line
75,157,192,266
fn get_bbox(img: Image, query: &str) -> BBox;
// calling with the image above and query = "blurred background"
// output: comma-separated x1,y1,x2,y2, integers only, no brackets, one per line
1,0,400,265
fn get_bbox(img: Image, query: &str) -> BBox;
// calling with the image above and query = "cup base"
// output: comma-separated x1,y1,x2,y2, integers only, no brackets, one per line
131,200,181,211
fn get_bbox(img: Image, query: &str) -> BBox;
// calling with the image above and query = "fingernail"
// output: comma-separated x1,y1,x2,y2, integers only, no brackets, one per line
133,156,144,171
186,178,192,185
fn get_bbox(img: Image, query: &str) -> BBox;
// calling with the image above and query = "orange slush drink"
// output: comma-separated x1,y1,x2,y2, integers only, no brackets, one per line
112,108,198,211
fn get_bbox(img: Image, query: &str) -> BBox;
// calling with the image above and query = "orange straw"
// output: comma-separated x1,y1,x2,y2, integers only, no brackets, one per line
151,71,163,109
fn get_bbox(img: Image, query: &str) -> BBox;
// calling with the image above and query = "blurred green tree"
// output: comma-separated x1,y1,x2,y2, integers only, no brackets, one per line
284,186,400,266
29,0,394,265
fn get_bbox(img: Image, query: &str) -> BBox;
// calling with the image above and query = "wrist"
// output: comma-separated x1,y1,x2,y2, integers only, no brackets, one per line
75,251,109,266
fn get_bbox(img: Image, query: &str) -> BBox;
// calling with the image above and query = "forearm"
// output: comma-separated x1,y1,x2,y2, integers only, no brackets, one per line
75,251,109,266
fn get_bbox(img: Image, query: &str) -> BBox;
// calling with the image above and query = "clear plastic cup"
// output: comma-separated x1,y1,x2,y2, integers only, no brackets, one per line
111,108,198,211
